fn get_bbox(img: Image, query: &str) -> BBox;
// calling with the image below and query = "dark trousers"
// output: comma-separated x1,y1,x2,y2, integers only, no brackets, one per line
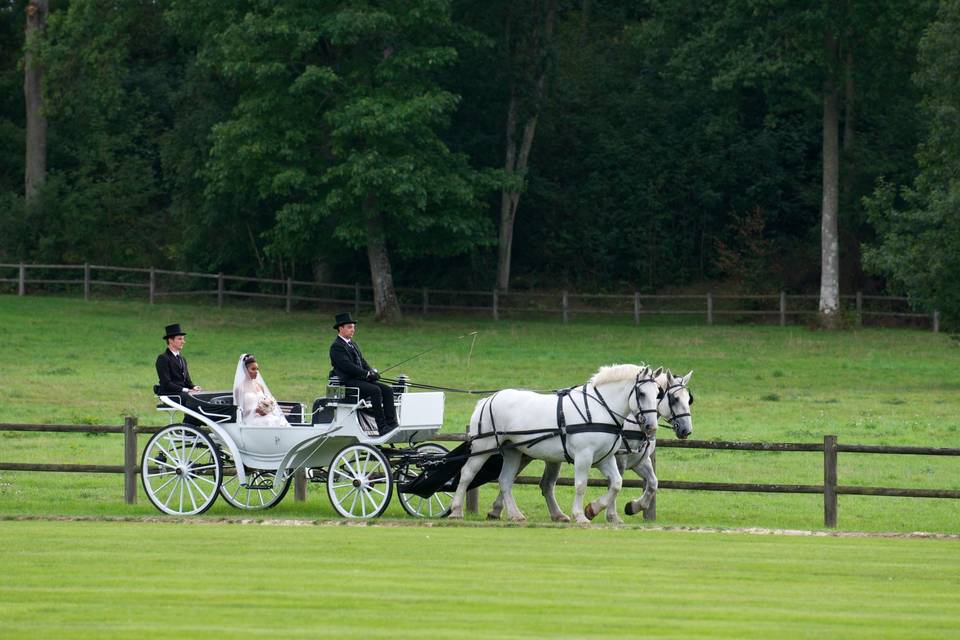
345,379,397,429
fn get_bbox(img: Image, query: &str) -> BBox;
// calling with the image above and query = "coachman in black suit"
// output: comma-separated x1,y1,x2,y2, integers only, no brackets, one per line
329,312,398,435
155,323,201,395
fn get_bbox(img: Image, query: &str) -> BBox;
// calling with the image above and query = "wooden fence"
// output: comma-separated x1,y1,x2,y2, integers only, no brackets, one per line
2,420,958,527
0,261,940,330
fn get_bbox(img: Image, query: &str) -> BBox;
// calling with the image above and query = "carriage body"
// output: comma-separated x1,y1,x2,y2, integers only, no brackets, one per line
144,381,450,518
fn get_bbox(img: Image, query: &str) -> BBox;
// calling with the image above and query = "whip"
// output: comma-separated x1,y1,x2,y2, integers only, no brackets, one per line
379,331,479,374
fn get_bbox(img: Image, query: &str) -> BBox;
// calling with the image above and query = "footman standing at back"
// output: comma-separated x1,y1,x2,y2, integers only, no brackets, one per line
329,312,398,435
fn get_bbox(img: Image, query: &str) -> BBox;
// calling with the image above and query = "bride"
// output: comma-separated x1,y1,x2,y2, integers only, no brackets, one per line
233,353,287,427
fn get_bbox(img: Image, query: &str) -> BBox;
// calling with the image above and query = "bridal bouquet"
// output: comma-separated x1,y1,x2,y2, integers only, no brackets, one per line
256,397,277,415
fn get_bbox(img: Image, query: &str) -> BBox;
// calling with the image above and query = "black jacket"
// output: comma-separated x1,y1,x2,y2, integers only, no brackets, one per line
156,349,195,394
329,337,372,381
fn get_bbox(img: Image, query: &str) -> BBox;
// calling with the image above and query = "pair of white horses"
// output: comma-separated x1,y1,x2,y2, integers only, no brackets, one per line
448,364,694,524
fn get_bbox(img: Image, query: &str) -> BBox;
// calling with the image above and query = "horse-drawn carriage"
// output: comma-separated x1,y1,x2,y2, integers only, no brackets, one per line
144,378,454,518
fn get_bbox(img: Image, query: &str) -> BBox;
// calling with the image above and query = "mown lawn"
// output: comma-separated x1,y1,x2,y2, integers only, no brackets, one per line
1,295,959,532
1,520,958,639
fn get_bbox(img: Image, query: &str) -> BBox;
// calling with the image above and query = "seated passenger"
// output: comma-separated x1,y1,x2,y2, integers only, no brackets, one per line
233,353,287,427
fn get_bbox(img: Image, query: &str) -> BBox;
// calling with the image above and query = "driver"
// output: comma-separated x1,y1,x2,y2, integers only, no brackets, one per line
329,312,399,435
156,323,202,395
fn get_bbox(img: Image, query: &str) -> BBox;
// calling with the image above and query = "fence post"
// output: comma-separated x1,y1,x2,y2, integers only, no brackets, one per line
149,268,155,305
286,277,293,313
123,416,138,505
643,449,656,521
354,283,360,315
422,287,429,315
633,292,641,326
823,434,838,528
856,291,863,327
706,292,713,325
294,469,307,501
933,310,940,333
84,263,91,301
217,273,224,308
18,263,25,296
562,291,569,324
779,291,786,327
492,289,499,321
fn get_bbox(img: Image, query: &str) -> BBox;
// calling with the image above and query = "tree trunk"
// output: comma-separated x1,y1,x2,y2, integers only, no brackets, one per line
495,0,557,292
364,200,401,323
24,0,48,203
819,32,841,328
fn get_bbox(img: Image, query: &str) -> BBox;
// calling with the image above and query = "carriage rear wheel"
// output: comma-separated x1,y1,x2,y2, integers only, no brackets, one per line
141,424,223,515
326,444,393,519
398,443,452,518
220,470,291,510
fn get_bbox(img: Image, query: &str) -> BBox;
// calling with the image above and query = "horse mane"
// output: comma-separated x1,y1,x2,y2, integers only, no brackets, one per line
590,363,645,386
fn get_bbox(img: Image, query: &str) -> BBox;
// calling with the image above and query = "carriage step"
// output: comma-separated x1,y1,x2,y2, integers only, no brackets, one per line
304,468,327,482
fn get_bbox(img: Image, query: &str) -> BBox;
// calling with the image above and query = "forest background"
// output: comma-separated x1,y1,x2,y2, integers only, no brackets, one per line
3,0,960,326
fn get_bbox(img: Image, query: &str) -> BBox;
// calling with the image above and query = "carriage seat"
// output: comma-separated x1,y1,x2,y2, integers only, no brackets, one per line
153,385,238,425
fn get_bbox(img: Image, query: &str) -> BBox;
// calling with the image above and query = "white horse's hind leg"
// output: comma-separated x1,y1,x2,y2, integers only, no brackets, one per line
539,461,571,522
496,449,526,522
625,454,657,516
488,455,534,520
449,453,492,519
570,454,593,524
584,454,623,524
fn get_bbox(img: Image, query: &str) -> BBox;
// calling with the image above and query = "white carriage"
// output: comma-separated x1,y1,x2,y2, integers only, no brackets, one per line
143,378,453,519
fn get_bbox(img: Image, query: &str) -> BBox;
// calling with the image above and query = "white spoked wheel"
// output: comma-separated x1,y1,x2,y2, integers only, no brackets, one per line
398,443,452,518
220,469,291,510
327,444,393,519
141,424,223,516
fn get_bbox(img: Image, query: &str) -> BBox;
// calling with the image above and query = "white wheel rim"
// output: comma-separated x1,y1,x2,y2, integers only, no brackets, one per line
399,444,452,518
220,470,288,510
328,445,392,519
142,426,221,515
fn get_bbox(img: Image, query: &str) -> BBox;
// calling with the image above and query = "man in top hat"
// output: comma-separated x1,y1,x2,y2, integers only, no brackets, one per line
329,312,399,435
156,323,202,395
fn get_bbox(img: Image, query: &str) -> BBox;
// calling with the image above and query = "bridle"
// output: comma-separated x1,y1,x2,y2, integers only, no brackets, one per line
622,373,661,432
659,381,694,434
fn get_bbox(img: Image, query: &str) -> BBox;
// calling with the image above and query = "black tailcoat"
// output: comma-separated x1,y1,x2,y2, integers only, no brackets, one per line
156,349,195,394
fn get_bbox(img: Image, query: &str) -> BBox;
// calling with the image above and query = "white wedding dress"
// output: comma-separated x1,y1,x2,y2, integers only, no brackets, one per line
233,354,288,427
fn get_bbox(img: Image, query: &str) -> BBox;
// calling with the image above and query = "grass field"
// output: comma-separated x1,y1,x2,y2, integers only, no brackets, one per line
1,519,958,639
1,295,958,532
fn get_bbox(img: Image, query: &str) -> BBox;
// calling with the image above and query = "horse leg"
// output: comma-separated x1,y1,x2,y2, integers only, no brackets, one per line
449,453,492,519
571,454,593,524
488,454,533,520
584,454,624,524
496,449,527,522
539,461,571,522
625,454,657,516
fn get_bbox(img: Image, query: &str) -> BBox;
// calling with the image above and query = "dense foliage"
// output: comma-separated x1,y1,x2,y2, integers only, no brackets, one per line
0,1,955,319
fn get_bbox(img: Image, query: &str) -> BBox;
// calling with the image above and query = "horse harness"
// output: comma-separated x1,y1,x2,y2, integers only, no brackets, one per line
470,373,659,463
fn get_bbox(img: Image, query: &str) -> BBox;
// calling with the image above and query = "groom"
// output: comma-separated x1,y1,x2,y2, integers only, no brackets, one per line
329,312,399,435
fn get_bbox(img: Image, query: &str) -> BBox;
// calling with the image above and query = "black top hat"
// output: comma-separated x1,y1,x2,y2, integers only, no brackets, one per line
163,323,187,340
333,312,357,329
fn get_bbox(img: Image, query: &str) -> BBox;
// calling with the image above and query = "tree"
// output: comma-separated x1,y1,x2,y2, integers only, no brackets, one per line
202,1,495,321
864,0,960,326
23,0,46,203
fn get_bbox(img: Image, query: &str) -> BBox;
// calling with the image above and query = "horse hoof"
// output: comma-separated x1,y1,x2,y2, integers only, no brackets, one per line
486,512,500,520
575,516,591,525
509,514,527,523
607,516,624,525
584,503,598,520
551,513,571,523
624,502,639,516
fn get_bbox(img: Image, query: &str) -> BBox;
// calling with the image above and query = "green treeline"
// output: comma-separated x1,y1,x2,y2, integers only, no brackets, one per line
1,1,959,323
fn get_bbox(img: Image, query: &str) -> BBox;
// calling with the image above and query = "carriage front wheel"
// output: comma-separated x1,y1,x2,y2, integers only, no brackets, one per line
327,444,393,519
398,443,453,518
141,424,223,515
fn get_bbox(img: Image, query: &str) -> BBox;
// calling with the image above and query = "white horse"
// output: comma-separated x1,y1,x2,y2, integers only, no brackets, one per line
448,364,661,524
487,369,694,522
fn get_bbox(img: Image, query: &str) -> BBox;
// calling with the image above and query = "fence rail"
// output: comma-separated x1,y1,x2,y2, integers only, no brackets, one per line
1,421,958,527
0,262,939,330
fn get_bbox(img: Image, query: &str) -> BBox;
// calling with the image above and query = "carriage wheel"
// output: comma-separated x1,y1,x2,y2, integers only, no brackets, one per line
220,470,291,510
326,444,393,519
141,424,222,516
398,443,452,518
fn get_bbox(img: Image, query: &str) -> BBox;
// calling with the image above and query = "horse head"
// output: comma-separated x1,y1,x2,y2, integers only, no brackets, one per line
590,364,661,437
657,369,694,439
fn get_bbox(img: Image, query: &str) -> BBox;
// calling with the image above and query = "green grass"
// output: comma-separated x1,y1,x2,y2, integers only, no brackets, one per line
1,520,958,639
1,295,959,532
